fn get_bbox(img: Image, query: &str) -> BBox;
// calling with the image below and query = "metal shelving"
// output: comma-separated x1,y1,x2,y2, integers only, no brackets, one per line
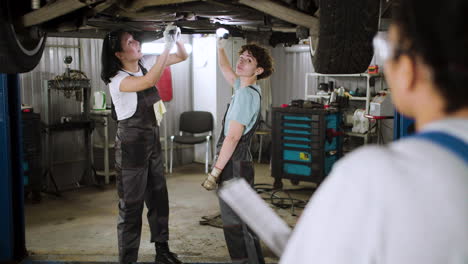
305,72,385,145
305,72,384,114
90,110,115,184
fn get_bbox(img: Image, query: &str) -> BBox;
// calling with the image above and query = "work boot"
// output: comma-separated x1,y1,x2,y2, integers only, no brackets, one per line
155,242,183,264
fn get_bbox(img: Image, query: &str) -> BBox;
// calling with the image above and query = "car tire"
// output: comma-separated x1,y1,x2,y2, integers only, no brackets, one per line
0,2,46,73
313,0,379,74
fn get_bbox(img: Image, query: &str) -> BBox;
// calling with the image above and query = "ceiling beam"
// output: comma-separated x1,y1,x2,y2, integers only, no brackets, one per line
239,0,319,35
128,0,199,12
22,0,96,27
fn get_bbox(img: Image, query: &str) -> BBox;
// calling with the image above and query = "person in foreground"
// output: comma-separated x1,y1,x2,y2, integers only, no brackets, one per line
101,25,188,264
201,38,274,264
280,0,468,263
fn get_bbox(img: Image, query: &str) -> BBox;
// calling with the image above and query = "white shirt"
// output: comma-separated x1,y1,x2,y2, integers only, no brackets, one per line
108,55,158,120
280,118,468,264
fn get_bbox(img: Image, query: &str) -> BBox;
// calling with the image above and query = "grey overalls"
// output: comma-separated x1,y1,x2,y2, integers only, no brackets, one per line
216,86,265,264
114,64,169,264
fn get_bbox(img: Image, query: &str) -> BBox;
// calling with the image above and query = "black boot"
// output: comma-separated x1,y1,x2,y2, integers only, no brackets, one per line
155,242,183,264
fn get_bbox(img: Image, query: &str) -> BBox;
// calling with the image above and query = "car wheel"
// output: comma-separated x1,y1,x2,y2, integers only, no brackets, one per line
290,179,300,186
312,0,379,73
0,1,46,73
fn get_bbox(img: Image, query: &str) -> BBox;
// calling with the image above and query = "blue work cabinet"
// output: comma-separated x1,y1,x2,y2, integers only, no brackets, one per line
271,107,343,189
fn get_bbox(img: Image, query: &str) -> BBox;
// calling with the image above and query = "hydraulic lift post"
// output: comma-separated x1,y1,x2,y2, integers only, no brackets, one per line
0,73,27,262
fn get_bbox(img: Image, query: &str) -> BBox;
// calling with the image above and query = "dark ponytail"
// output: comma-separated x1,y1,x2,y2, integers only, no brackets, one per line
393,0,468,113
101,30,125,84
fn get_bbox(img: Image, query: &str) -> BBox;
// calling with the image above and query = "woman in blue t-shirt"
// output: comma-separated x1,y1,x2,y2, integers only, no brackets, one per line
202,40,274,264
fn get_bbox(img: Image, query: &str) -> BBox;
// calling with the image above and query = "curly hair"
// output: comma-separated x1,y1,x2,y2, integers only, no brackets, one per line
238,43,274,80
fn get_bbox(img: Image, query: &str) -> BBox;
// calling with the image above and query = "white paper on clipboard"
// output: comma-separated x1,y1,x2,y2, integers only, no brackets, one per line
218,178,292,257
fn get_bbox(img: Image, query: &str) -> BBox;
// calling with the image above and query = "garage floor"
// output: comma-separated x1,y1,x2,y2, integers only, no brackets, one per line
25,163,316,263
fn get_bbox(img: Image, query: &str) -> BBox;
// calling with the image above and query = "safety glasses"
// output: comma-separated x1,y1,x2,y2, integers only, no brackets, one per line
373,32,393,62
373,32,409,63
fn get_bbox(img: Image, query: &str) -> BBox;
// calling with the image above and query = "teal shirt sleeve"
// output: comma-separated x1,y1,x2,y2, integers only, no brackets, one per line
228,88,259,127
233,78,240,91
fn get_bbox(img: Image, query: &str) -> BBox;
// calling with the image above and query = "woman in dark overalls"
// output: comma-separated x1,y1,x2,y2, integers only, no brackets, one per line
202,41,274,264
101,25,188,264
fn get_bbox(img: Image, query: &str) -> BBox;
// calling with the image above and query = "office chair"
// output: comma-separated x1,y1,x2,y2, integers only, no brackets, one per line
169,111,214,174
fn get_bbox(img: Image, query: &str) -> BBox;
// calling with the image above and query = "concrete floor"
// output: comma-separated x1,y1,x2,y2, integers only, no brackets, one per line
25,163,316,263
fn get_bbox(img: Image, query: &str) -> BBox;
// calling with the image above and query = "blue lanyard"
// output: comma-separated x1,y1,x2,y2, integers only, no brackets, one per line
413,131,468,164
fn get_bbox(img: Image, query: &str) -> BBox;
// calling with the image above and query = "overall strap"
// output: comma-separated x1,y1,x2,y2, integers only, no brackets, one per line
220,85,261,136
247,85,262,122
413,131,468,164
138,61,148,75
120,61,147,76
111,63,144,121
247,85,261,100
111,61,158,121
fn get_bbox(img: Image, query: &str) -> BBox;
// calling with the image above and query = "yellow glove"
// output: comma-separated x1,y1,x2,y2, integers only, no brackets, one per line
202,167,222,190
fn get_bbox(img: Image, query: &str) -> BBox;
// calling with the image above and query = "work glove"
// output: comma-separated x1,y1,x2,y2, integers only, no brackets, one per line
174,27,181,42
202,167,222,190
217,37,228,49
163,24,178,50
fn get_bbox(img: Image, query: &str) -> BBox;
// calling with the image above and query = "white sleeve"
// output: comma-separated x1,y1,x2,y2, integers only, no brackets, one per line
141,55,158,70
109,72,128,95
108,71,132,120
280,147,387,264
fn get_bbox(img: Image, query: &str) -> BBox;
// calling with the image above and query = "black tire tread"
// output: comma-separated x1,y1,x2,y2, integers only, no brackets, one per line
0,1,46,73
313,0,379,74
